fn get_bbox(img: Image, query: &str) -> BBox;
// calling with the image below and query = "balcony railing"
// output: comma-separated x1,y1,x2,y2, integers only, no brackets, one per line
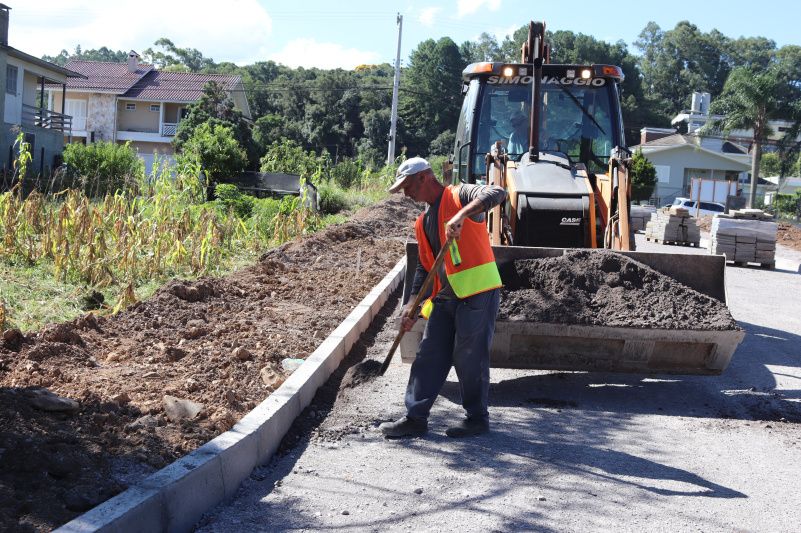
21,104,72,133
161,122,178,136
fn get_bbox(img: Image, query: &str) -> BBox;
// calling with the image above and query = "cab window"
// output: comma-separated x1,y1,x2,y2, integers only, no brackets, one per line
473,76,618,179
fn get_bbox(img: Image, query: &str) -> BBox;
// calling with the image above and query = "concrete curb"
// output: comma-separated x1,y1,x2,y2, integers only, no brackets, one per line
56,257,407,533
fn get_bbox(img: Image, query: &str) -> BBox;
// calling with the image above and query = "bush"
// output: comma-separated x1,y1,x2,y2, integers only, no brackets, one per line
429,130,456,157
774,191,801,217
630,148,657,202
317,182,350,215
330,158,365,189
248,196,283,238
176,122,247,182
214,183,254,218
260,139,327,184
61,141,144,196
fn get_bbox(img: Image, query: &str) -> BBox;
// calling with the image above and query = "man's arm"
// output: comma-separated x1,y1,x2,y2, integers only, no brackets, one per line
446,184,507,239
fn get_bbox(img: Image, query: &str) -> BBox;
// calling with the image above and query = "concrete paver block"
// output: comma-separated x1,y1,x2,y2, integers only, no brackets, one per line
212,430,259,500
54,486,163,533
140,450,224,533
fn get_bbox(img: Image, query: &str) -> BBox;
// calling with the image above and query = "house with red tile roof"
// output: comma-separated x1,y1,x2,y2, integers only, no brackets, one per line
47,51,250,172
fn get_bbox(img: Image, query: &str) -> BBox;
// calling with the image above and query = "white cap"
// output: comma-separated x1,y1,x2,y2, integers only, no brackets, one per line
388,157,431,193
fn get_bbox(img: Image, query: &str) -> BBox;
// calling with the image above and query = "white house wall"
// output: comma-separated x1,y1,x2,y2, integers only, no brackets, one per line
642,145,750,205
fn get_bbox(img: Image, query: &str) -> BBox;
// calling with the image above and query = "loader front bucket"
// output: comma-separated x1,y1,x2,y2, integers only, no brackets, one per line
398,242,743,375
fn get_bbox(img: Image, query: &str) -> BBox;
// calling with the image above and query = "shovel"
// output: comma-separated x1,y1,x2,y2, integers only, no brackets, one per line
379,236,455,375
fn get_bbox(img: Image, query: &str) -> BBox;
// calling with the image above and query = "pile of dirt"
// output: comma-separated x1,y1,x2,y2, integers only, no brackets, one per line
498,250,738,330
0,195,420,532
777,221,801,252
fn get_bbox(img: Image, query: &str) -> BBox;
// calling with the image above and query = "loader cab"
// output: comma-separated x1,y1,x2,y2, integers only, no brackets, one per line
452,63,626,184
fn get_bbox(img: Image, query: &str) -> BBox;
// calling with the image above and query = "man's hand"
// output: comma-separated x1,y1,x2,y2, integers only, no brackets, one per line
445,213,465,239
400,300,418,332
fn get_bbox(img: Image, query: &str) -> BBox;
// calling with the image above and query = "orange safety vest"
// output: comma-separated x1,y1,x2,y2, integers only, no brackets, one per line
415,185,502,318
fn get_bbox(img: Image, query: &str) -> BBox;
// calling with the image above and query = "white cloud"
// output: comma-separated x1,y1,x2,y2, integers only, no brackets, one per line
269,39,380,69
494,24,521,40
418,6,442,27
9,0,273,66
457,0,502,18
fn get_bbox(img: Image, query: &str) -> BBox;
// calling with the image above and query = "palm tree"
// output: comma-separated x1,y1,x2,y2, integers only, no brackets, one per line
707,66,787,208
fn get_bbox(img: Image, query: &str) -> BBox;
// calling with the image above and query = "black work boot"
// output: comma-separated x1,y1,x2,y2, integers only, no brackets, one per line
446,417,489,438
379,416,427,438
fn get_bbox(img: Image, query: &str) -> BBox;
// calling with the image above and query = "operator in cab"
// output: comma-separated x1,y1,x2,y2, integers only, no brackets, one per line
380,157,506,439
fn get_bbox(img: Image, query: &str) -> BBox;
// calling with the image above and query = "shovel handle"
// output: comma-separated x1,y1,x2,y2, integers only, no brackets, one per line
379,237,454,375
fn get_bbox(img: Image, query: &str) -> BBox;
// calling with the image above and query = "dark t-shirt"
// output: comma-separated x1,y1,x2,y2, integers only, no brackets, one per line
411,184,507,299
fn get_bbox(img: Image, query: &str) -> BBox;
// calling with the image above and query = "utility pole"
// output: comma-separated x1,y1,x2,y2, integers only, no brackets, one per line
387,13,402,165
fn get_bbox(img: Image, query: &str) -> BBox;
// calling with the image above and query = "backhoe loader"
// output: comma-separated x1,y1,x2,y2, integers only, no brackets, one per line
398,22,743,375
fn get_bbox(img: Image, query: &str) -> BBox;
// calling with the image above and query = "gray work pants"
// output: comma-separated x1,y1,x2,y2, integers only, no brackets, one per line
405,288,500,422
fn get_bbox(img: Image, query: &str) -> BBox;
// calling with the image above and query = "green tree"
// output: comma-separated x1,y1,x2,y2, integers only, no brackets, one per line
259,139,327,183
142,38,215,72
429,130,456,157
253,114,291,155
42,45,128,66
498,25,529,62
630,149,657,201
759,152,782,177
460,33,502,63
177,123,247,182
174,81,256,167
299,70,364,157
635,21,732,119
399,37,465,156
708,67,789,207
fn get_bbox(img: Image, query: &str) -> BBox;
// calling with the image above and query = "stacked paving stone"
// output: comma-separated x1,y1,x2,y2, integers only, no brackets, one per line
645,206,701,246
630,205,657,232
710,209,777,267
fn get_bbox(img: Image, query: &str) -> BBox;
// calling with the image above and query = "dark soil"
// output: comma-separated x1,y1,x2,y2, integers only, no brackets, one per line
498,249,738,330
340,359,383,389
0,196,420,532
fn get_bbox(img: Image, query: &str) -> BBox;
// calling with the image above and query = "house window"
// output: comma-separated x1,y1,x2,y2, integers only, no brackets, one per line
150,104,160,112
125,103,136,111
654,165,670,183
6,65,18,95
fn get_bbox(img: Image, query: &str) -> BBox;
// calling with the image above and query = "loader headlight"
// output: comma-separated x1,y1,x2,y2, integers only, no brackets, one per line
581,69,592,79
502,66,515,77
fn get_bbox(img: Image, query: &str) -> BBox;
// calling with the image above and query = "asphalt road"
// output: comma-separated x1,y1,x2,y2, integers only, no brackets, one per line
198,235,801,533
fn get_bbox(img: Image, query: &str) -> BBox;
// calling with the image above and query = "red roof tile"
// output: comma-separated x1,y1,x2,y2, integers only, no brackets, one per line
64,60,154,93
122,70,241,103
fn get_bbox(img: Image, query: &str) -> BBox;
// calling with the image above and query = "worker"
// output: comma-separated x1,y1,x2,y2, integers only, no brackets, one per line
508,113,529,155
380,157,506,438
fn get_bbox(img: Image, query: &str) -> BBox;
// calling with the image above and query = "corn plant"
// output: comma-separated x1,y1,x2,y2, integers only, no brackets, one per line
0,170,256,311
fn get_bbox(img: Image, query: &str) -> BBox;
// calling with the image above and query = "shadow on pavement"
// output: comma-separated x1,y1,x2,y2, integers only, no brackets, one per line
439,320,801,424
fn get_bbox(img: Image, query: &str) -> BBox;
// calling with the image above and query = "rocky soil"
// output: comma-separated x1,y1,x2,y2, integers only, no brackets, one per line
498,250,738,330
0,196,420,532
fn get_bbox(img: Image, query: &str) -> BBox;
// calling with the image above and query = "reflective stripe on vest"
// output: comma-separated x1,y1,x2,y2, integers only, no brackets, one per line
415,185,502,318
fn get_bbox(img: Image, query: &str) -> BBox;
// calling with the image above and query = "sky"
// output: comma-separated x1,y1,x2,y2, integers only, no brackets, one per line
8,0,801,70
